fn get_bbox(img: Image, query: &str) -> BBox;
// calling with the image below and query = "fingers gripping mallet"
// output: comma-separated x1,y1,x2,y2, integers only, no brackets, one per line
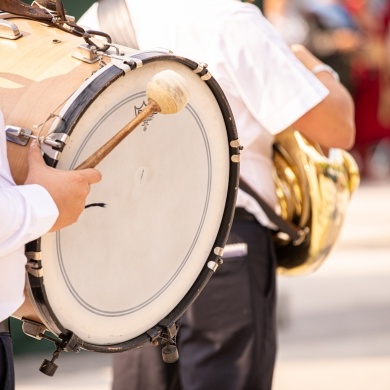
75,70,190,170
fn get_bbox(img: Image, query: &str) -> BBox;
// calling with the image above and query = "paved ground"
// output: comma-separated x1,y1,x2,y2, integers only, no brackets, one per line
274,178,390,390
14,178,390,389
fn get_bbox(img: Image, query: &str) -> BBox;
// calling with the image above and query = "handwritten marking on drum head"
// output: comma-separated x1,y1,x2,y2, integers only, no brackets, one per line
75,70,190,170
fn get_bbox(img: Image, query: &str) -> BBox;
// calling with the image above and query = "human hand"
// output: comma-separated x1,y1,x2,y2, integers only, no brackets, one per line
24,141,102,231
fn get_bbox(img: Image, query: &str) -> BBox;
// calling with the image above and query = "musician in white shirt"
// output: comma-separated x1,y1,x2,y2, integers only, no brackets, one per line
80,1,355,388
0,110,101,390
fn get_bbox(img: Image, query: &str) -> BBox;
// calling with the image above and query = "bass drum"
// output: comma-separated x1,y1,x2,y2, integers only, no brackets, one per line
2,17,240,353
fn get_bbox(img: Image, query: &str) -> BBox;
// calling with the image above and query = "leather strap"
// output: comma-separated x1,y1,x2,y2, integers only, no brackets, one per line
0,1,111,49
98,0,139,49
239,177,303,242
0,0,53,21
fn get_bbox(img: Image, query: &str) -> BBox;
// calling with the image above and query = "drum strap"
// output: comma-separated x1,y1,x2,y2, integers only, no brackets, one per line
97,0,139,50
239,177,305,243
0,0,54,21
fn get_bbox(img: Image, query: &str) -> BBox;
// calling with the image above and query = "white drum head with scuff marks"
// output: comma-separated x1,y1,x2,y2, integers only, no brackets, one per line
40,60,230,346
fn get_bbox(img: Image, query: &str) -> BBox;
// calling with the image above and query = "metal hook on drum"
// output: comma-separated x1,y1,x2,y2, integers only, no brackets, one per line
83,29,112,53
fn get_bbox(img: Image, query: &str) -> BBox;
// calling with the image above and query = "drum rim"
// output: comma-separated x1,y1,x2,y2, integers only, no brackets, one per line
26,50,240,352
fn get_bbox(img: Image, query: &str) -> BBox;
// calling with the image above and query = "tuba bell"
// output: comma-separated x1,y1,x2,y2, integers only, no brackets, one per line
273,128,360,276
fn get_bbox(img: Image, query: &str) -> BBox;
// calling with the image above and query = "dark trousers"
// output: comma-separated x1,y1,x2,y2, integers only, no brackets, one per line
112,217,277,390
0,320,15,390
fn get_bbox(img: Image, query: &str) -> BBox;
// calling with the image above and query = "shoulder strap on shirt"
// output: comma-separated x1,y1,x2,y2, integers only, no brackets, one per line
97,0,139,49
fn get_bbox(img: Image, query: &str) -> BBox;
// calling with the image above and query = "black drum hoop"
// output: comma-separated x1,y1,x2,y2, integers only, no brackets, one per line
26,50,240,353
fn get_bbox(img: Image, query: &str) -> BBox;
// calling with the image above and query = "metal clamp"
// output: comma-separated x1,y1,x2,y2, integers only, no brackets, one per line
0,20,22,40
40,133,69,162
22,319,47,340
72,43,101,64
26,260,44,278
5,125,64,148
6,125,69,163
193,62,207,74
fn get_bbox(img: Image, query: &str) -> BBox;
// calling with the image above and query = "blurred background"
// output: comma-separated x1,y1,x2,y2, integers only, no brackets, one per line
12,0,390,388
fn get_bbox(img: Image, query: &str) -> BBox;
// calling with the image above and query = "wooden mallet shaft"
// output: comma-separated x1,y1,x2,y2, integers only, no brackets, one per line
75,99,159,170
75,70,190,170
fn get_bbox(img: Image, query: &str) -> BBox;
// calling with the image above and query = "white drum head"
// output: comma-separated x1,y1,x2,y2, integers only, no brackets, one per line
40,59,232,346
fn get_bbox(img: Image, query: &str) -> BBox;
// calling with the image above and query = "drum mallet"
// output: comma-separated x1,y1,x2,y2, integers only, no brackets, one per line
75,70,190,170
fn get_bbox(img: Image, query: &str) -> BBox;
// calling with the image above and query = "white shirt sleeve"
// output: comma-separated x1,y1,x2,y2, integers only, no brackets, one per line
0,185,59,256
78,2,100,29
0,111,59,257
219,6,329,135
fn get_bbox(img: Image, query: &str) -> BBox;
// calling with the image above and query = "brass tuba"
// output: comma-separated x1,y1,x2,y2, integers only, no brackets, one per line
273,128,360,276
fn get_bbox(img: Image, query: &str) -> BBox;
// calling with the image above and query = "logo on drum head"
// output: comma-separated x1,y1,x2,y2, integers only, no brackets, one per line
135,101,157,131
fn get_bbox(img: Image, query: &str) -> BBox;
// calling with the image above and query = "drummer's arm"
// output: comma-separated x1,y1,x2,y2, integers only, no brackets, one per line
290,44,355,150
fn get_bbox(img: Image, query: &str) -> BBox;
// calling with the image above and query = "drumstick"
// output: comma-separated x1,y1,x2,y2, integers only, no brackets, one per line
75,70,190,170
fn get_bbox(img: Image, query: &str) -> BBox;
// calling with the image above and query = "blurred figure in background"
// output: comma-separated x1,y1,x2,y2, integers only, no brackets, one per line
264,0,362,93
263,0,311,46
266,0,390,179
347,0,390,179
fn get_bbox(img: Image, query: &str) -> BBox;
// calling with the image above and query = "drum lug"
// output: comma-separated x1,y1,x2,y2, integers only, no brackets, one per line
208,246,224,272
56,331,82,354
5,126,34,146
0,20,23,40
214,246,224,257
25,250,42,261
160,323,180,364
40,133,69,162
230,139,242,164
21,318,47,340
39,331,82,376
207,260,220,272
162,343,179,364
111,55,142,72
147,322,180,363
192,62,212,81
21,320,63,376
72,43,101,64
165,323,178,340
5,126,68,160
230,139,242,149
39,330,83,376
40,345,63,377
40,354,59,377
193,62,208,74
26,259,44,278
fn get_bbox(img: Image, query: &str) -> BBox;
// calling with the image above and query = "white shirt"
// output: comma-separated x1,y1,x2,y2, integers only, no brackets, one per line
80,0,329,227
0,110,58,321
